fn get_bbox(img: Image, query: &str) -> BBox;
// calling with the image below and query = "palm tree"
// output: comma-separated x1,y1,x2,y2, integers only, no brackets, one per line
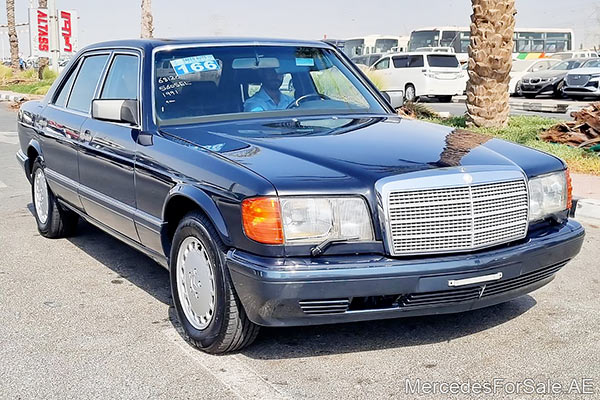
465,0,516,128
5,0,19,70
37,0,48,79
141,0,154,38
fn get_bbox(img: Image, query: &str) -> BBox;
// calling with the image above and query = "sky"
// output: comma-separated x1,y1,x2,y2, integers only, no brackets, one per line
0,0,598,57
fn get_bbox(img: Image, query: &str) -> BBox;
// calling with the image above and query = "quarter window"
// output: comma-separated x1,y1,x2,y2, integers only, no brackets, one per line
101,54,139,100
407,55,424,68
67,54,109,113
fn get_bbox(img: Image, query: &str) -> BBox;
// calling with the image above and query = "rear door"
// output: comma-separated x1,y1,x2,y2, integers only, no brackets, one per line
77,51,141,240
40,53,110,209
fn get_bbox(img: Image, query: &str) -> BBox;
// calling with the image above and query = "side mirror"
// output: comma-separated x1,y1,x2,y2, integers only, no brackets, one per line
92,99,139,126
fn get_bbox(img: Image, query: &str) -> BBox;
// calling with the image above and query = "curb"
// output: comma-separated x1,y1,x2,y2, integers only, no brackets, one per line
573,198,600,225
0,92,26,102
510,101,570,114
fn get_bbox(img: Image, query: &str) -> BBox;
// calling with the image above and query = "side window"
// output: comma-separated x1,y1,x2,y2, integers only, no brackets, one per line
408,55,424,68
101,54,139,100
53,61,79,107
67,54,109,113
392,56,408,68
373,58,389,70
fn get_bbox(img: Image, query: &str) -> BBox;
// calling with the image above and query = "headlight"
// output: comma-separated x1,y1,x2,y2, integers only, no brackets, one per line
528,170,571,221
242,196,374,245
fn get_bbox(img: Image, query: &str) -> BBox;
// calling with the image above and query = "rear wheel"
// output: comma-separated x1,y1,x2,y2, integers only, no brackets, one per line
169,211,259,354
31,159,78,238
404,84,417,102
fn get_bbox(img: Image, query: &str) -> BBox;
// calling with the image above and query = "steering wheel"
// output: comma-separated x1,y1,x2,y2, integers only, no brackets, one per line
287,93,329,109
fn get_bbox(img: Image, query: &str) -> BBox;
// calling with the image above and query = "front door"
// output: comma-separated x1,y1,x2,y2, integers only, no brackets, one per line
77,52,141,240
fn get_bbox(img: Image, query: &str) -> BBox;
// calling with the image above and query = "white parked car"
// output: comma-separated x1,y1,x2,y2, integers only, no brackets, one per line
369,52,466,103
550,51,599,60
509,59,560,96
563,59,600,99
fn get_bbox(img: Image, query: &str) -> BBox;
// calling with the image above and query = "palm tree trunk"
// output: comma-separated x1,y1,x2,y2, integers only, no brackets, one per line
466,0,516,128
37,0,49,79
141,0,154,39
6,0,19,70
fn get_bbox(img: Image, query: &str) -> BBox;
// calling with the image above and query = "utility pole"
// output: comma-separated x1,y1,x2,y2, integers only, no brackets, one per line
47,0,59,71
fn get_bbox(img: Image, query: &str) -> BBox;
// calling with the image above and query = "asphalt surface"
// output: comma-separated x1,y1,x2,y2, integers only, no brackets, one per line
424,96,590,120
0,102,599,399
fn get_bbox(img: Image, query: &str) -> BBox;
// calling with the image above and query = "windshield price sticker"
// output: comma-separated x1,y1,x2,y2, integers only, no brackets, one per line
296,58,315,67
170,55,220,76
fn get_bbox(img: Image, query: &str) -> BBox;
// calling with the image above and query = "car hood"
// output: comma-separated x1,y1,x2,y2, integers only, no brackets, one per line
566,67,600,75
160,115,564,193
522,69,568,79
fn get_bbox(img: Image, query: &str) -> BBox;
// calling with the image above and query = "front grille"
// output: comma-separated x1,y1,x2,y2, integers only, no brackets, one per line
386,178,529,255
398,261,568,309
566,74,591,87
299,299,350,314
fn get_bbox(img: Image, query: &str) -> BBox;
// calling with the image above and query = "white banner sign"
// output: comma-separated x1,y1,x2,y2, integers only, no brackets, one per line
29,8,78,57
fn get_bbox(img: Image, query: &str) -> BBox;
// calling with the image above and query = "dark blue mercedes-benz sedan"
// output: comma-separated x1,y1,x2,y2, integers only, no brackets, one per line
15,38,584,353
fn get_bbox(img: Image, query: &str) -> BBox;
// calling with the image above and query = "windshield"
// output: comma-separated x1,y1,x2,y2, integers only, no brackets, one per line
409,31,439,52
154,45,386,125
374,39,398,53
552,60,583,70
583,59,600,68
344,39,365,57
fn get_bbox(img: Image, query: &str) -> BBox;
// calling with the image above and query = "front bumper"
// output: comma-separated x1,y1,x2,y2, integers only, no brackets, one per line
227,220,584,327
520,81,558,95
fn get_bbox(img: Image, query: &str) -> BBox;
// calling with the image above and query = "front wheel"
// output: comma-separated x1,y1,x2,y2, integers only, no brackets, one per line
31,159,78,238
170,212,259,354
404,84,417,102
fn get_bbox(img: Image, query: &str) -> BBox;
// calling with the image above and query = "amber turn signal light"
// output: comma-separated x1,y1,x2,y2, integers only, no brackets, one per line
566,168,573,210
241,197,284,244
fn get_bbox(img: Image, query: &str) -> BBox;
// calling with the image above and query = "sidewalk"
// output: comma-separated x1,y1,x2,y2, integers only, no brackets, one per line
0,90,44,102
571,173,600,225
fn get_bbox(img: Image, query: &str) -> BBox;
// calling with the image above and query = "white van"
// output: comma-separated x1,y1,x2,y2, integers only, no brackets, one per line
369,52,466,103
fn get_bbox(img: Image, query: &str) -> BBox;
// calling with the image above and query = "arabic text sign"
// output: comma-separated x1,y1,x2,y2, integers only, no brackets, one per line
29,8,78,57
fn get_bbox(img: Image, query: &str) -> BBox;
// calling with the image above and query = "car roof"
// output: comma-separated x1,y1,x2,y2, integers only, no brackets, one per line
80,37,333,53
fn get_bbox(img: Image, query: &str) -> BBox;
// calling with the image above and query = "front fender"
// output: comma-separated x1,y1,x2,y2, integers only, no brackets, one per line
162,183,231,245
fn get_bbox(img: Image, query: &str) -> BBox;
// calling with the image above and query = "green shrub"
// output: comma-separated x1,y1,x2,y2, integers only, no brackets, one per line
0,65,13,80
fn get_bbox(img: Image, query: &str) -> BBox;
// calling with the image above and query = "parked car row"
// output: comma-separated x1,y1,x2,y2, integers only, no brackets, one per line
517,58,600,99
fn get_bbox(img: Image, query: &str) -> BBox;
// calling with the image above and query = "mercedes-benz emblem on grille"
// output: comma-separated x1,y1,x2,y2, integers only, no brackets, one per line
463,173,473,184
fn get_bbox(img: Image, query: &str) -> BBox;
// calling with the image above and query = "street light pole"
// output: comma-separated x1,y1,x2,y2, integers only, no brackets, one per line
47,0,59,71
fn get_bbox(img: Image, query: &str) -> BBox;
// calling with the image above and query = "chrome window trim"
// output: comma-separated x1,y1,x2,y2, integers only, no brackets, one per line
375,165,530,256
64,51,112,115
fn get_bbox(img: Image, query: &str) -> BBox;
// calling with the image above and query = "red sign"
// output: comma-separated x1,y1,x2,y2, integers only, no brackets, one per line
60,11,73,52
37,9,49,52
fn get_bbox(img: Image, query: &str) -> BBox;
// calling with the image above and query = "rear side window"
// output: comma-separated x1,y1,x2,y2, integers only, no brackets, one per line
67,54,109,113
407,55,424,68
427,55,459,68
101,54,139,100
54,62,79,107
392,56,408,68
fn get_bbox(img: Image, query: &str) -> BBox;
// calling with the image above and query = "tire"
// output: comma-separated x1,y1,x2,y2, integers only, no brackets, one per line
514,81,523,97
436,95,452,103
404,84,417,102
553,81,565,99
31,158,78,238
169,211,259,354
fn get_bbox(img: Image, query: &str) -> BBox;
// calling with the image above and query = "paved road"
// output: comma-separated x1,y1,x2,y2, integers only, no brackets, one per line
1,103,599,399
424,96,590,120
